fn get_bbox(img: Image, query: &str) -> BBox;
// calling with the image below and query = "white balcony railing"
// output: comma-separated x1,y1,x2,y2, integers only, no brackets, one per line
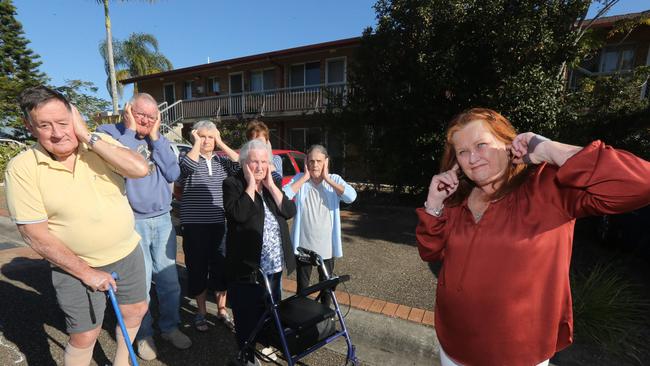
182,83,348,119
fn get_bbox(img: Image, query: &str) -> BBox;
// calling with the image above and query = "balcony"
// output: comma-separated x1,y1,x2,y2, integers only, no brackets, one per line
180,83,348,120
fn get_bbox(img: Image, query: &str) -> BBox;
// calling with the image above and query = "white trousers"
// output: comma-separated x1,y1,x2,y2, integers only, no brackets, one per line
440,346,550,366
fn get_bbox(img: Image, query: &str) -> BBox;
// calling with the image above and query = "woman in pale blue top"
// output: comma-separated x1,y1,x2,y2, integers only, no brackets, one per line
282,145,356,306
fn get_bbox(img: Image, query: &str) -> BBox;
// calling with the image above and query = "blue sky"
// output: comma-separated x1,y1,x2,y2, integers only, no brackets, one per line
13,0,649,108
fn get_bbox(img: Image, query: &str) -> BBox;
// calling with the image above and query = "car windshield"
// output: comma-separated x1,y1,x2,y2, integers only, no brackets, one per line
291,152,305,174
282,154,296,176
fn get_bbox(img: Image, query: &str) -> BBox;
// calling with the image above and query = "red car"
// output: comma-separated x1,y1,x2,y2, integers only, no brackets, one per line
273,149,306,186
216,149,306,186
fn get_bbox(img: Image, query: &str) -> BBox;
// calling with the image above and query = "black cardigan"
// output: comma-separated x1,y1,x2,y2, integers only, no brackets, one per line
223,170,296,283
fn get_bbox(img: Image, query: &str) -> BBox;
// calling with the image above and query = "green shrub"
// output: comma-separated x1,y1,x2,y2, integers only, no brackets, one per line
571,262,650,360
0,142,26,182
559,66,650,160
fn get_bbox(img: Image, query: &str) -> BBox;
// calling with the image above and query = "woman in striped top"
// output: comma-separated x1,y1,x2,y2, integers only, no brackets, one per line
178,120,239,332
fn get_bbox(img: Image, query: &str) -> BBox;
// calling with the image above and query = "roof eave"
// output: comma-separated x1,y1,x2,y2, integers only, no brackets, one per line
120,36,361,85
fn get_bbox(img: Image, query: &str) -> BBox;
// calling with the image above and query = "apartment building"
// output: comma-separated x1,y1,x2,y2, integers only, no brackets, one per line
120,37,359,161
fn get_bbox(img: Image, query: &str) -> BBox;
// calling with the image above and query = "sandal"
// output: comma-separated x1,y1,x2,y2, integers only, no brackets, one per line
194,313,209,332
217,307,235,331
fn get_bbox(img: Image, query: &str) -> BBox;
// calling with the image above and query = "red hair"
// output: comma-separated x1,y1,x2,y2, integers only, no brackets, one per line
246,119,270,141
440,108,531,206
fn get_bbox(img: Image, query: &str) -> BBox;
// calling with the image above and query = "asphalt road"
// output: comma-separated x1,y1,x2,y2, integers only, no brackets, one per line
308,205,437,311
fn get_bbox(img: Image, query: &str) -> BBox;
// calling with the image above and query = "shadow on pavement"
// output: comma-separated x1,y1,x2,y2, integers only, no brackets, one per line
427,261,441,279
1,257,67,365
342,205,418,246
0,259,241,366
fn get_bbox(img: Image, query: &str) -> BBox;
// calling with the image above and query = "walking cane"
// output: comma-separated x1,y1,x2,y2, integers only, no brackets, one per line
107,272,139,366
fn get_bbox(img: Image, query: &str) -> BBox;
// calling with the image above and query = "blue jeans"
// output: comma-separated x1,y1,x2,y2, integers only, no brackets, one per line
135,212,181,338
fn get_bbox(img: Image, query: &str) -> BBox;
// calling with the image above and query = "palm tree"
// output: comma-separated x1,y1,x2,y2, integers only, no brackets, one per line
96,0,158,113
100,32,173,98
98,0,119,114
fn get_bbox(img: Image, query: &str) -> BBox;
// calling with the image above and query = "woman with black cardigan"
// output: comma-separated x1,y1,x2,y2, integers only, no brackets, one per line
223,139,296,366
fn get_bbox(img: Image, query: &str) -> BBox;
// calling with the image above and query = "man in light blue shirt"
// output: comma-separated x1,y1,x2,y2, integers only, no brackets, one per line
97,93,190,360
283,144,356,307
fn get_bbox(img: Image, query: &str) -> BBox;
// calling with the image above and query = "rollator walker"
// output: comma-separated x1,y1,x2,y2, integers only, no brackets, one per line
239,247,358,365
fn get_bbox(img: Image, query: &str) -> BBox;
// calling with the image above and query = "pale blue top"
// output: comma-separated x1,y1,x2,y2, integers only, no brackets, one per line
282,173,357,258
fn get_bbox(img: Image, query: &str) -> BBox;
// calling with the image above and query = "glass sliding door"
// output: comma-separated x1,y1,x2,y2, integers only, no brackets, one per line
229,73,243,114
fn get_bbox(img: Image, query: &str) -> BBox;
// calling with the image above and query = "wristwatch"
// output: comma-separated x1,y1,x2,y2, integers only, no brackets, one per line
424,201,444,217
88,133,102,148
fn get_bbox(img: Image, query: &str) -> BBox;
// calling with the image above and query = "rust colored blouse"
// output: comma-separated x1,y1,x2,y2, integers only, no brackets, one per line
416,141,650,366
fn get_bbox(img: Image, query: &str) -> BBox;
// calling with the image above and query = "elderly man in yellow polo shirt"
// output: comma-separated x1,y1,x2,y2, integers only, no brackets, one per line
4,86,150,366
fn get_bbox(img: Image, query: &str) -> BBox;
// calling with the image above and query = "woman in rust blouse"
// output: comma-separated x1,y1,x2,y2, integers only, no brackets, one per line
416,108,650,366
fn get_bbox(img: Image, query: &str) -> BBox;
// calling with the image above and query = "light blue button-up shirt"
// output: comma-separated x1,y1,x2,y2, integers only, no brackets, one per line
283,173,357,258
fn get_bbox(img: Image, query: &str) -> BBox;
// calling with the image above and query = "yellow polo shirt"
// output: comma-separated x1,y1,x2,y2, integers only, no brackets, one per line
4,135,140,267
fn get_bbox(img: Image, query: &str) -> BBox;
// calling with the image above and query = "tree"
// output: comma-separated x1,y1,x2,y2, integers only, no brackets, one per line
341,0,611,191
97,0,119,114
99,32,173,98
96,0,158,114
52,79,111,129
0,0,47,134
560,67,650,158
559,10,650,160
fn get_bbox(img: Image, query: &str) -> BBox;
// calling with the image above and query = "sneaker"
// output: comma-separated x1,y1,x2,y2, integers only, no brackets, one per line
260,346,278,361
161,328,192,349
136,336,157,361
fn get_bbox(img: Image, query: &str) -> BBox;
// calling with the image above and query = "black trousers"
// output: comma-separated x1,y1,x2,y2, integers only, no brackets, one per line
296,256,335,307
181,223,227,297
229,271,282,363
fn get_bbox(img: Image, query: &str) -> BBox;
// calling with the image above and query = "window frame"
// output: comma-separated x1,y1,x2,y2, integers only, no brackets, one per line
325,56,347,85
206,77,220,94
182,80,193,100
599,44,637,73
250,67,276,93
162,82,176,104
228,72,244,95
289,61,321,91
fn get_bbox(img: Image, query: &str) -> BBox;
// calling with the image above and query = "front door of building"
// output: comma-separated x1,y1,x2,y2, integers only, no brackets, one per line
229,73,244,115
163,83,176,122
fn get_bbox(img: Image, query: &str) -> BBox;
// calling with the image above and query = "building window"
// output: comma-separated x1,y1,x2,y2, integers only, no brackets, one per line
289,127,322,152
290,65,304,89
207,78,220,94
600,46,635,73
306,62,320,86
251,69,275,92
326,58,346,84
289,62,320,90
230,73,243,94
183,81,193,99
163,83,175,104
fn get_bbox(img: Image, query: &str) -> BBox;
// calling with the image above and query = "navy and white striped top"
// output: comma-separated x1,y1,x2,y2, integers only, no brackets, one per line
179,153,237,224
